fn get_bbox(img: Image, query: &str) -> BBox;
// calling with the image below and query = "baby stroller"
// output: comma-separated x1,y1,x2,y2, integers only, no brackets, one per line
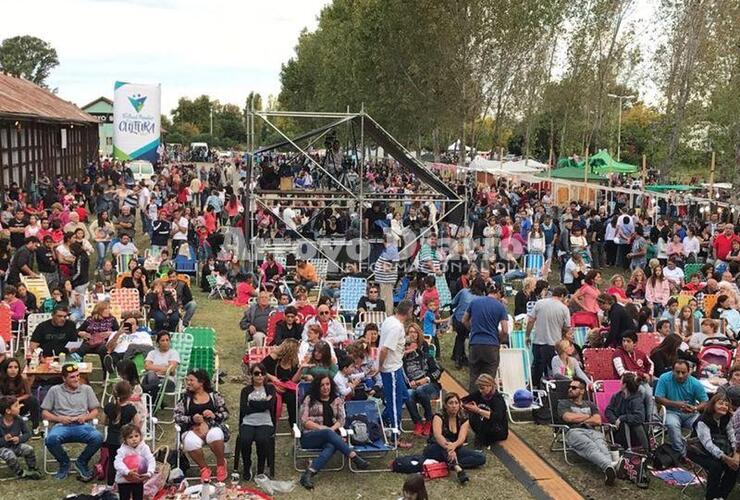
696,345,733,379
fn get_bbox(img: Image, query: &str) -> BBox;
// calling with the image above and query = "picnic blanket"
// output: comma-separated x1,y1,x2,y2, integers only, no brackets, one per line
651,467,702,487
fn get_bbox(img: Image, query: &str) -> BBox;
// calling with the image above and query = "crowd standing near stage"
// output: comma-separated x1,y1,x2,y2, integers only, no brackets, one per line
0,150,736,499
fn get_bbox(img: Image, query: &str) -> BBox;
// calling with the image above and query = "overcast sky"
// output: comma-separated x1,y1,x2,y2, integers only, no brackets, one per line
3,0,330,114
4,0,660,116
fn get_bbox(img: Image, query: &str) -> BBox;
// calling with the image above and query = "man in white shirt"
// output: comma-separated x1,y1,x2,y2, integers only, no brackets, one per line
282,202,301,239
171,208,189,256
379,300,413,448
663,259,685,288
111,233,138,258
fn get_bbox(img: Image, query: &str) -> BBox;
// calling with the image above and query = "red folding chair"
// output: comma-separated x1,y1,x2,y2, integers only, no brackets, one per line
636,332,661,355
265,312,285,346
583,348,617,381
571,311,599,328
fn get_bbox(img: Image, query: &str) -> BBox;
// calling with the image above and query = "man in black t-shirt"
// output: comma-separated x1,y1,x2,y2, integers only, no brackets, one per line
29,306,78,357
151,216,172,248
6,237,40,285
7,210,27,249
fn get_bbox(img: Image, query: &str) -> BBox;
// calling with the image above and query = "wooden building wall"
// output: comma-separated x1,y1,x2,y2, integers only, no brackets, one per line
0,120,98,191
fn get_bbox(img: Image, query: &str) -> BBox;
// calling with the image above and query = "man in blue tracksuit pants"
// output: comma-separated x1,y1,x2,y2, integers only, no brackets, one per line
379,300,413,449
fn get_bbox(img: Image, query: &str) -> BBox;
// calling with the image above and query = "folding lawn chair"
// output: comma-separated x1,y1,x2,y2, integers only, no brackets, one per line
339,277,367,317
21,275,51,301
292,382,347,472
206,274,228,300
523,254,544,278
344,399,398,472
572,326,588,348
497,347,542,423
583,348,617,381
636,332,661,355
153,332,193,423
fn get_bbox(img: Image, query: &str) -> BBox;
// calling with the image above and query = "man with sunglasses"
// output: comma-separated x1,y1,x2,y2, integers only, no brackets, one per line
41,363,102,481
301,304,348,346
556,379,616,486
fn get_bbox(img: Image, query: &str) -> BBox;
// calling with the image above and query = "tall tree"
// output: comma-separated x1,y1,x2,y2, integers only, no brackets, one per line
0,35,59,87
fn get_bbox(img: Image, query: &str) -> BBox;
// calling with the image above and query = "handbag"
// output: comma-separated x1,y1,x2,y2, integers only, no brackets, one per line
616,450,649,489
144,445,171,499
422,461,449,480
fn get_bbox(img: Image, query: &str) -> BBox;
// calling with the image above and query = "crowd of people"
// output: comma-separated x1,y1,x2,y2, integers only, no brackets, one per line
0,148,736,499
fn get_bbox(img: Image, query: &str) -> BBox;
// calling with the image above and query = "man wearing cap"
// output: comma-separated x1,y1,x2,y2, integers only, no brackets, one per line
41,364,102,481
462,283,508,394
526,286,570,389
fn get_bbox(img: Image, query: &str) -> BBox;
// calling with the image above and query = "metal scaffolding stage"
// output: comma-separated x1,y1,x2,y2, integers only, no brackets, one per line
243,108,463,276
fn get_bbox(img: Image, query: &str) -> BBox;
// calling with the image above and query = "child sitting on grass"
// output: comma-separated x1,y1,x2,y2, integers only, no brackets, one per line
0,396,41,479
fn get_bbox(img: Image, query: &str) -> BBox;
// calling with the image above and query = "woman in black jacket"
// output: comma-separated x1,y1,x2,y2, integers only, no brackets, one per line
461,373,508,447
403,328,442,437
605,373,650,451
236,363,276,480
70,241,90,295
688,393,739,500
144,279,180,331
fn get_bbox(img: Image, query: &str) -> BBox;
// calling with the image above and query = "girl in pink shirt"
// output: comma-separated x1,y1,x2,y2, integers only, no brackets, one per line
2,286,26,321
572,270,602,315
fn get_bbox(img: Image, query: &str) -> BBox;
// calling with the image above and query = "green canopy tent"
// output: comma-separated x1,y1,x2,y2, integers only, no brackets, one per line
588,150,638,174
536,166,607,181
556,157,583,169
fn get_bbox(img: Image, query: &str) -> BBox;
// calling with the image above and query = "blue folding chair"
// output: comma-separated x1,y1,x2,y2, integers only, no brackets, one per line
344,399,397,472
339,277,367,315
572,327,589,348
508,330,532,379
292,382,347,472
523,253,544,278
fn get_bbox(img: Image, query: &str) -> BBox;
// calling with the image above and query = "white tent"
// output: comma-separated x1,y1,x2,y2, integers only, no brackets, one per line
510,158,550,171
468,156,541,174
447,139,472,152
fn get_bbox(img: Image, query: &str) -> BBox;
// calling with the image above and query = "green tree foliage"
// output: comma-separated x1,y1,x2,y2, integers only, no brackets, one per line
169,96,247,148
0,35,59,87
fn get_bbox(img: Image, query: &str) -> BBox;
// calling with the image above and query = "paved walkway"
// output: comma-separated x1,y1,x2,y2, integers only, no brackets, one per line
439,372,583,500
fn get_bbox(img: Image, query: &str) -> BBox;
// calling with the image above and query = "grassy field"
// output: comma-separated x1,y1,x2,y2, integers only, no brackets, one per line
10,287,531,500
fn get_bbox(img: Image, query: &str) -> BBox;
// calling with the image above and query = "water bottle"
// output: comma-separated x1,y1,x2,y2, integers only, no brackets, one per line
200,479,211,500
59,352,66,366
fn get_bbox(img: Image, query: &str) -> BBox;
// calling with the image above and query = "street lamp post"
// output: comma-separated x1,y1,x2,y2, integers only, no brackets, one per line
210,108,213,136
607,93,635,161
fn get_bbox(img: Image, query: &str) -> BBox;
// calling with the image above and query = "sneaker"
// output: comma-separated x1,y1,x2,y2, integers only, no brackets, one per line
103,354,115,376
22,469,43,480
74,461,93,482
457,470,470,485
54,463,70,480
216,464,227,482
413,422,425,437
351,455,369,470
422,421,432,436
300,470,315,489
604,466,616,486
199,466,212,482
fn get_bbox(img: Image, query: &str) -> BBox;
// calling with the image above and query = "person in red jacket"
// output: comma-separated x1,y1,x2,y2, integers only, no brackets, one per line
713,224,739,263
612,330,656,422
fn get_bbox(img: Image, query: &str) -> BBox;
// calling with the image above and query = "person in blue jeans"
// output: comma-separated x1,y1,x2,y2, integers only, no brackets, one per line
654,359,708,457
41,364,103,480
403,326,442,437
298,376,368,489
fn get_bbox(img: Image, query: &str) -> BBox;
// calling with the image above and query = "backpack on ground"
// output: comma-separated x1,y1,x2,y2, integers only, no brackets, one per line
390,454,425,473
652,443,681,470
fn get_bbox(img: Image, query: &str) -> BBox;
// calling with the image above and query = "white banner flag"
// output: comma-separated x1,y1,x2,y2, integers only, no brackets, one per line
113,81,161,162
